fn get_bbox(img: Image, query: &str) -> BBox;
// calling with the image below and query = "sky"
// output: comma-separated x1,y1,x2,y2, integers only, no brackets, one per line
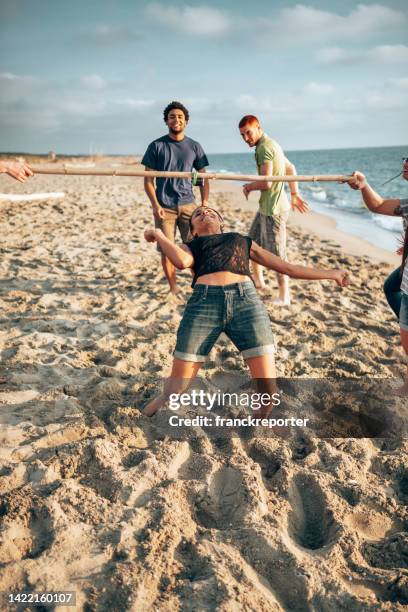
1,0,407,154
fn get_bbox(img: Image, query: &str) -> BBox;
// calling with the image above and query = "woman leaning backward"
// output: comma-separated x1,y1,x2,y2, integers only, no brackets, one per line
143,206,349,416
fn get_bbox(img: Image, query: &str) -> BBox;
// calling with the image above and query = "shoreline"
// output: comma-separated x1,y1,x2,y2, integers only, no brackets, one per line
1,154,400,267
210,180,399,267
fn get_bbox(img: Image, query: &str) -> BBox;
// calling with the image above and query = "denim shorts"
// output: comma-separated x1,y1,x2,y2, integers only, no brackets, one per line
174,281,276,362
399,293,408,331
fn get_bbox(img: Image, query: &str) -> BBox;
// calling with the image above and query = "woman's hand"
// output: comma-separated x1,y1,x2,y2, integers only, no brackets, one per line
332,270,350,287
347,171,366,190
144,229,158,242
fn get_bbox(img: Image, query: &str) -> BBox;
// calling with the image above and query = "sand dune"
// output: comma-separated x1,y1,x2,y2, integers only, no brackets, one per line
1,166,408,610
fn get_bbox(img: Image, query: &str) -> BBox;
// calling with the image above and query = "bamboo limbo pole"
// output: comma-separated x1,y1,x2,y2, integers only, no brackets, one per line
31,166,353,183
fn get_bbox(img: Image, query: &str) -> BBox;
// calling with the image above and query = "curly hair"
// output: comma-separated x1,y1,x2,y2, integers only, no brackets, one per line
163,101,190,123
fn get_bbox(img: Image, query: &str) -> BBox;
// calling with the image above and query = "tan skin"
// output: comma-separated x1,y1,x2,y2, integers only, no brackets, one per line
239,121,309,302
347,163,408,396
143,206,349,416
143,108,209,295
0,160,33,182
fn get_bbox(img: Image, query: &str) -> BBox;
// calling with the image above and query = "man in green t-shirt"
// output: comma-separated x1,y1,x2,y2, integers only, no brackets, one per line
238,115,309,305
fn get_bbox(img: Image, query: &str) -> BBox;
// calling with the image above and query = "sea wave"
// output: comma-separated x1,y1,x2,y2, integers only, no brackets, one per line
304,185,364,213
303,185,327,201
208,146,407,252
307,191,365,215
372,215,402,234
208,167,238,175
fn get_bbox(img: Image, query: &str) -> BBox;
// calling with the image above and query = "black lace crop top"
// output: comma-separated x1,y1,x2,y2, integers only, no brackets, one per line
187,232,252,287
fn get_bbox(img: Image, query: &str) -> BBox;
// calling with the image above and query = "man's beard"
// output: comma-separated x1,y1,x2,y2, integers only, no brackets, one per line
169,126,183,135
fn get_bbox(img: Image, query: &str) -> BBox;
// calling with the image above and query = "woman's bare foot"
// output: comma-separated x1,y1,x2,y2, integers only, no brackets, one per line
143,393,166,416
143,405,159,416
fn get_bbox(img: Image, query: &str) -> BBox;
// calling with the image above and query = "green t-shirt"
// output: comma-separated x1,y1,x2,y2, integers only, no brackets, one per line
255,133,290,217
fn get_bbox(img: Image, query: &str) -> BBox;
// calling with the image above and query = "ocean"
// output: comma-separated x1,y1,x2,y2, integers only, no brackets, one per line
207,145,407,252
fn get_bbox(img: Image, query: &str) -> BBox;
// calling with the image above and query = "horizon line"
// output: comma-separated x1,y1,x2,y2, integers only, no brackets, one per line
1,143,407,157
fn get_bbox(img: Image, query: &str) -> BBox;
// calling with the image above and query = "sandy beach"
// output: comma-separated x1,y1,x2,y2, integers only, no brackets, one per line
1,160,408,610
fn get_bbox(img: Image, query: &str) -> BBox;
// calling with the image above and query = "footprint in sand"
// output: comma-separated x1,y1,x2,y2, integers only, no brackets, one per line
195,466,246,529
362,532,408,570
291,435,316,461
335,483,361,507
248,440,283,490
25,505,54,559
346,508,401,543
288,474,338,551
177,449,213,482
0,496,54,563
396,468,408,502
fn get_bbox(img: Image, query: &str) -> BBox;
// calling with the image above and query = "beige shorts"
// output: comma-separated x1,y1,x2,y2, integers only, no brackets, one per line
154,203,197,252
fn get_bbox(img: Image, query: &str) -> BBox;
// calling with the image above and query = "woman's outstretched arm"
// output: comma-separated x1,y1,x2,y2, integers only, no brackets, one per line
144,229,194,269
249,242,349,287
347,171,401,216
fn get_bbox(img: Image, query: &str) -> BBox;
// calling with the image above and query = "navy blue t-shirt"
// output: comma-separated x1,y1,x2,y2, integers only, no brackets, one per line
141,134,209,209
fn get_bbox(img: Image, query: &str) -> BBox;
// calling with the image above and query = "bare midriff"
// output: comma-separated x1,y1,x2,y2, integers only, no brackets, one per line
195,271,250,286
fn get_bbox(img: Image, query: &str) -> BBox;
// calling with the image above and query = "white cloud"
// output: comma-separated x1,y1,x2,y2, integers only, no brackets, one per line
366,91,406,110
365,79,408,110
0,71,116,133
145,3,231,36
256,4,407,46
80,74,107,90
87,24,133,45
234,94,258,109
368,45,408,63
318,44,408,65
1,71,406,152
119,98,155,109
302,82,335,96
230,82,338,121
59,99,109,117
389,77,408,90
0,72,18,80
317,47,350,64
0,72,42,103
231,76,408,123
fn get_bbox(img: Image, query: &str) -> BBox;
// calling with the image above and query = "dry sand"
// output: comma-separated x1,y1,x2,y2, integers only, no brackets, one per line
0,161,408,610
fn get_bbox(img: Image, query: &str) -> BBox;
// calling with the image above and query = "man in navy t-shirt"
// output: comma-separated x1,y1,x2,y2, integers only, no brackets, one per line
142,101,209,295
